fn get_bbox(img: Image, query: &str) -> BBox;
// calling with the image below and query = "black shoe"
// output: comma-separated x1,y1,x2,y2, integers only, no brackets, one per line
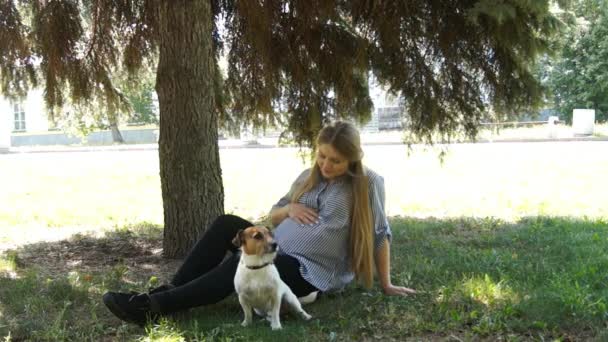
102,292,157,326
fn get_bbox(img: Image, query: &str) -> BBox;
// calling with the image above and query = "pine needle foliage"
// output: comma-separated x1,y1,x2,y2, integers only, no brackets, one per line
0,0,571,146
222,0,572,144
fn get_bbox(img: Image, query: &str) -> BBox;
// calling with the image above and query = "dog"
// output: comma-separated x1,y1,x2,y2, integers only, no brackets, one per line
232,226,312,330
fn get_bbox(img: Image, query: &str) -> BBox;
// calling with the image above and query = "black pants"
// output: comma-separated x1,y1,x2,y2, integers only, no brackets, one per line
151,214,318,314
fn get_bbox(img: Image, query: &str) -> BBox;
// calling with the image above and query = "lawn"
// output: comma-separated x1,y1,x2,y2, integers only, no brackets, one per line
1,141,607,341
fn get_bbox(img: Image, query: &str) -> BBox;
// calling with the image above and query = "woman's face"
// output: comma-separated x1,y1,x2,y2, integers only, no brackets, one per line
316,143,349,181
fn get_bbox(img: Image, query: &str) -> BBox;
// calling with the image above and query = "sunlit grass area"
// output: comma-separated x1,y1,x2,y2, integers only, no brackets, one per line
1,141,608,340
1,142,607,234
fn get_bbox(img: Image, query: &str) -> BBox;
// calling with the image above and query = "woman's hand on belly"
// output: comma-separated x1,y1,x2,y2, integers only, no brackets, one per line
287,203,319,225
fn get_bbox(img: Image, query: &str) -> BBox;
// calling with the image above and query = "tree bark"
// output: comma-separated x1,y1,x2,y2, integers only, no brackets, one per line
156,0,224,257
109,121,124,143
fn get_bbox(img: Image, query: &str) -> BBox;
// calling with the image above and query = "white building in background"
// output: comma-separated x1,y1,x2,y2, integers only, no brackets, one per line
0,89,53,151
0,108,10,152
1,89,51,132
0,81,407,150
363,80,405,132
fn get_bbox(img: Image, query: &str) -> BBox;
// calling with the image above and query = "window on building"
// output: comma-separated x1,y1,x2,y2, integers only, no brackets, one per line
13,103,26,132
377,106,404,130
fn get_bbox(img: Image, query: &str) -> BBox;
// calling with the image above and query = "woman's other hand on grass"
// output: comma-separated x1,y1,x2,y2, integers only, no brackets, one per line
382,283,417,296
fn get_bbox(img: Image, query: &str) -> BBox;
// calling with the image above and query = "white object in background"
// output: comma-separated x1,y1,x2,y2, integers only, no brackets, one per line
572,109,595,136
547,116,559,139
0,112,10,153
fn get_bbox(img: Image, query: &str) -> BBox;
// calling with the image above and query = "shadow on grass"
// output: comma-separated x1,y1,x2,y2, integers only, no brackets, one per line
0,222,181,341
1,217,607,341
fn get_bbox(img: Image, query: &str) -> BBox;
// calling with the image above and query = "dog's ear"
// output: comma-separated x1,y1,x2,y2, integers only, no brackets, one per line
232,229,244,247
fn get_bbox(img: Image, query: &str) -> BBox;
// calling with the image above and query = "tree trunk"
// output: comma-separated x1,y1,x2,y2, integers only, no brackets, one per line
156,0,224,258
109,121,124,143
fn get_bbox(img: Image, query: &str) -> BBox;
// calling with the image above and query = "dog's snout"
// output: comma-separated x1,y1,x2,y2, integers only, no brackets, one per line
270,242,278,251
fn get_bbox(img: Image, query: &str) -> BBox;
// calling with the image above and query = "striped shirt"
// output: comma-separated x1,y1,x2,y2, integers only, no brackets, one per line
272,167,391,292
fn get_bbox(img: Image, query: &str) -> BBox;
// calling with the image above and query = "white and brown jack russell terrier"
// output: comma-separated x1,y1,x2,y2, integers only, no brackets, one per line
232,226,313,330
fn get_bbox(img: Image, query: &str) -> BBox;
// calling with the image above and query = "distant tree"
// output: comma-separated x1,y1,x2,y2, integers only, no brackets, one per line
46,86,128,143
0,1,570,256
544,0,608,122
56,70,158,140
122,72,158,125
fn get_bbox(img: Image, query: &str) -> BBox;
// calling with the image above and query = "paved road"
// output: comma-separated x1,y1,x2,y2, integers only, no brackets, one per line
3,133,608,154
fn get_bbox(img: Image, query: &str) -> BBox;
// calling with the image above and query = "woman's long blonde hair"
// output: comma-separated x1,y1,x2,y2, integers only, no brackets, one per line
290,121,374,288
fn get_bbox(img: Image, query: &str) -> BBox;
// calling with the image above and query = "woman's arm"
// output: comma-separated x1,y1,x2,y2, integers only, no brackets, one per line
270,205,290,227
375,237,417,296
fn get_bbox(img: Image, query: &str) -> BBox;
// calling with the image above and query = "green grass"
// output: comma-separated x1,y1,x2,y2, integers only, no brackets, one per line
1,142,607,233
2,217,608,341
1,142,608,340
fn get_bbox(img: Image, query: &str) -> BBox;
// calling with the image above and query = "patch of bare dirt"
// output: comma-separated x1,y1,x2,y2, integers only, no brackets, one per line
7,230,182,285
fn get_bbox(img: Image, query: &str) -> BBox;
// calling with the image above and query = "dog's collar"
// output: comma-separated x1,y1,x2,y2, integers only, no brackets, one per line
245,262,273,270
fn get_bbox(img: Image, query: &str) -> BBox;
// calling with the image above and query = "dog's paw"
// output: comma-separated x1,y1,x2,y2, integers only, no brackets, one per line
271,323,282,330
301,311,312,320
241,320,251,327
